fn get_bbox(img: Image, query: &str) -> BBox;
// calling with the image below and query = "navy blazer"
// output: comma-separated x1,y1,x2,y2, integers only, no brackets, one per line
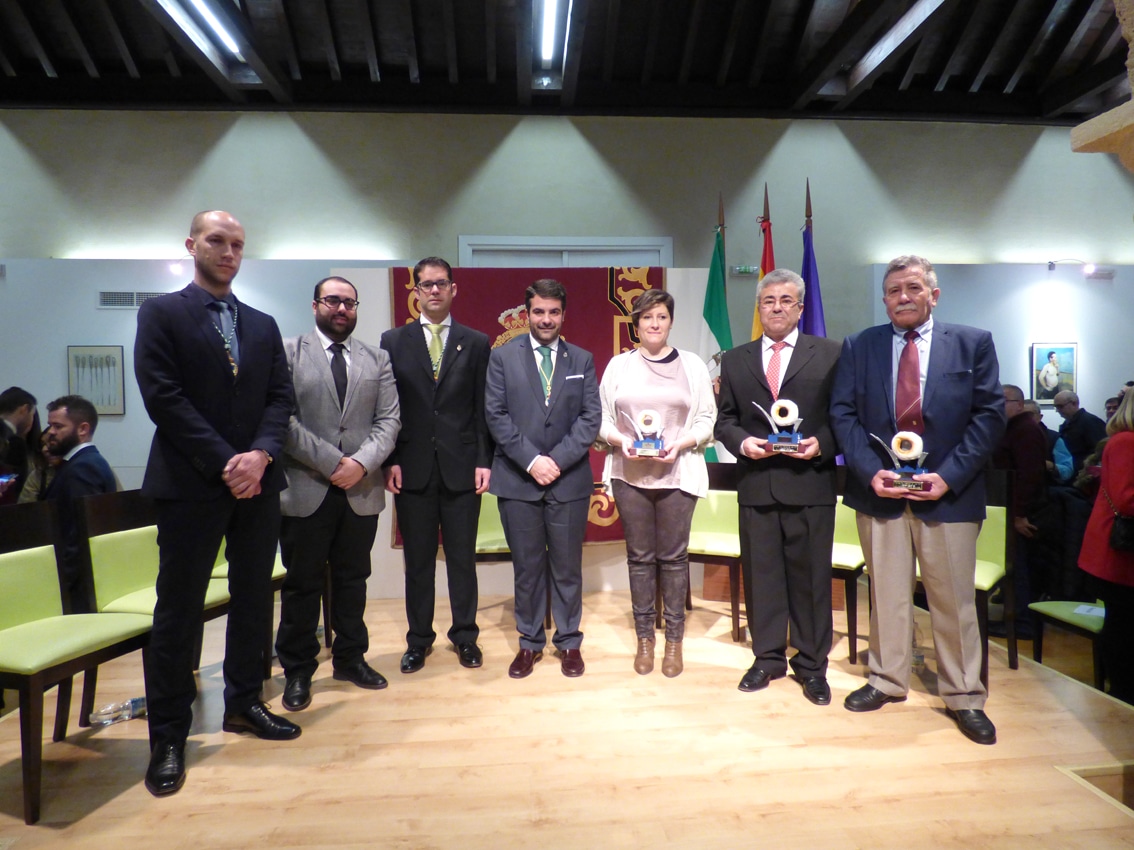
379,319,492,493
134,284,293,501
485,335,601,503
829,320,1005,523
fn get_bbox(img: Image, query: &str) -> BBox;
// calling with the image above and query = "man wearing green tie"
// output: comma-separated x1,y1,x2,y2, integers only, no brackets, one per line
380,258,493,674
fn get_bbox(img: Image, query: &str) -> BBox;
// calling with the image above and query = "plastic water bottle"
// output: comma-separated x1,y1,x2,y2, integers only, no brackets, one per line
912,623,925,671
89,696,146,726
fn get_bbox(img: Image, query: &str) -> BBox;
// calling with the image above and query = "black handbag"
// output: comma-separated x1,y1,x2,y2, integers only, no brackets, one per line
1103,488,1134,552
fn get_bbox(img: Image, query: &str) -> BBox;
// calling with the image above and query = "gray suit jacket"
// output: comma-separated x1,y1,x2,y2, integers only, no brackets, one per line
280,331,401,518
486,335,601,503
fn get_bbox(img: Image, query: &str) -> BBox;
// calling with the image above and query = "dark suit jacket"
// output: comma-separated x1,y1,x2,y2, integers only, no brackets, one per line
715,333,841,507
830,320,1005,523
485,336,601,502
134,283,292,500
44,443,116,610
0,418,28,505
379,319,491,492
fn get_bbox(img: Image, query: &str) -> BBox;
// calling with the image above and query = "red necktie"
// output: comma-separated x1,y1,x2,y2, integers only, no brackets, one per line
896,330,923,434
766,341,787,400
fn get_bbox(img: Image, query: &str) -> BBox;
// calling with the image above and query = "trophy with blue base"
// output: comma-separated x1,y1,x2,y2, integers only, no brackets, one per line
622,409,664,458
872,430,931,492
752,399,802,453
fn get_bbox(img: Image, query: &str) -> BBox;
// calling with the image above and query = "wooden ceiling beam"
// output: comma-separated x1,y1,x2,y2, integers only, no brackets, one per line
839,0,960,109
442,0,458,84
485,0,497,84
968,0,1041,93
207,0,290,100
1042,46,1127,116
355,0,380,82
1080,13,1121,69
515,0,532,105
746,0,778,87
561,0,590,106
1041,0,1107,86
601,0,620,82
1006,0,1094,95
312,0,341,82
401,0,419,84
91,0,139,78
678,0,706,84
52,0,98,78
933,0,982,92
266,0,300,81
792,0,901,109
3,0,57,78
641,0,662,85
716,0,749,87
136,0,242,97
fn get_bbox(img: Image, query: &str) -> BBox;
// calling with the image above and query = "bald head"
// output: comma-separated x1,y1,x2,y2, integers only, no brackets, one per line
185,210,245,296
1053,390,1080,420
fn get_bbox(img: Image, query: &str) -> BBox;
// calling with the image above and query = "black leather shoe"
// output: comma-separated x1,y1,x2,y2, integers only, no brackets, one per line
333,660,388,690
799,676,832,706
222,702,302,740
144,742,186,797
559,648,585,677
738,664,781,693
946,708,997,745
282,675,312,711
844,684,907,712
456,642,483,669
400,645,432,674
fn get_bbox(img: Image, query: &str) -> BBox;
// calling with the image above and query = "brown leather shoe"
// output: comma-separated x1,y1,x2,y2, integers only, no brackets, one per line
634,637,655,675
661,640,683,678
560,648,585,677
508,648,542,679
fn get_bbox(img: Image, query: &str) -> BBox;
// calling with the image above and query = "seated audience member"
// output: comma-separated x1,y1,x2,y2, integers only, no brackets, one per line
43,395,117,613
1078,391,1134,705
1054,391,1108,473
991,386,1049,637
1105,397,1121,420
18,432,60,503
0,386,37,504
1023,400,1072,483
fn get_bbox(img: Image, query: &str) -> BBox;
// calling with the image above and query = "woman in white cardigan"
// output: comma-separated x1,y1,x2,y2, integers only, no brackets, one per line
598,290,717,676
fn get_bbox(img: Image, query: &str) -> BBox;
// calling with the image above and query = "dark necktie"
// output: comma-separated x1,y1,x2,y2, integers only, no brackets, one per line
766,341,787,400
896,330,923,434
330,343,348,408
210,300,240,375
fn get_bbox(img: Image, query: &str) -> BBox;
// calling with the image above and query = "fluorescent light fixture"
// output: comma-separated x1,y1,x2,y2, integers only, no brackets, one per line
188,0,243,59
541,0,559,64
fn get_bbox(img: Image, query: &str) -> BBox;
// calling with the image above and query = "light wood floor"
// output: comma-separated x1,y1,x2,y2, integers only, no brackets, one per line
2,586,1133,850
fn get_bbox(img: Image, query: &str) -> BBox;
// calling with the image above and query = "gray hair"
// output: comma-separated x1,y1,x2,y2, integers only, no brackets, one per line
756,268,805,303
884,255,938,290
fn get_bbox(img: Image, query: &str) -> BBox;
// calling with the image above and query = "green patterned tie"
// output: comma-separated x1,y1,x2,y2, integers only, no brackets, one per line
538,345,553,402
427,324,445,378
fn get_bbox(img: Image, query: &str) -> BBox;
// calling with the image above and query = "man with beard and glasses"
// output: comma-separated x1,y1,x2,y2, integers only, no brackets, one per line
275,277,400,712
43,394,117,613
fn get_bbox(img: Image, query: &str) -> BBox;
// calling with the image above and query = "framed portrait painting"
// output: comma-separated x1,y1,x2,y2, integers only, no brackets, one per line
1031,343,1076,404
67,345,125,415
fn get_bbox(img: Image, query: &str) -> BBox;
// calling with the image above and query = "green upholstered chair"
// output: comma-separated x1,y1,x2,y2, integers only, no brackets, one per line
832,497,866,663
0,500,152,824
688,489,744,641
1027,599,1105,690
211,544,286,664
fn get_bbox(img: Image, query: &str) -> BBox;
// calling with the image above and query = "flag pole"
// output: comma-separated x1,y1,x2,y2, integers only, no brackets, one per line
805,178,813,231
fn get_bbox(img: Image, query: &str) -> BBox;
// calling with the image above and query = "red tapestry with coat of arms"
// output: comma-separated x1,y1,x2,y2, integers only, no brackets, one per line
390,266,667,544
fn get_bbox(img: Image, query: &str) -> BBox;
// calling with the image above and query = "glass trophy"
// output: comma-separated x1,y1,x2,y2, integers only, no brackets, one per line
622,409,664,457
752,399,802,453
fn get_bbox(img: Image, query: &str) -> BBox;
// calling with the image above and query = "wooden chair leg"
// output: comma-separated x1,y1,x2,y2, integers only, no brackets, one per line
1092,638,1105,691
19,677,45,824
1032,619,1045,662
729,560,741,643
78,667,98,729
52,677,73,743
844,574,859,664
322,560,333,649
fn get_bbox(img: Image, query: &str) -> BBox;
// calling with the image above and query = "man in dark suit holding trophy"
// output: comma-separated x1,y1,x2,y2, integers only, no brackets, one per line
715,269,841,705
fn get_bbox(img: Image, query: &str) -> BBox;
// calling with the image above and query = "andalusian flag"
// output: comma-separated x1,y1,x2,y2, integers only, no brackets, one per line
702,225,733,354
751,184,775,340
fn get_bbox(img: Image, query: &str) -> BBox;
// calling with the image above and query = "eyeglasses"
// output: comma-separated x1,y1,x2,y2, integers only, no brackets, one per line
416,279,453,292
759,297,800,310
316,296,360,311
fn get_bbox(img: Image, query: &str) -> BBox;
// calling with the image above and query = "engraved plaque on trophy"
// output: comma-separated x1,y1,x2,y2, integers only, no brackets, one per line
871,431,931,492
752,399,802,453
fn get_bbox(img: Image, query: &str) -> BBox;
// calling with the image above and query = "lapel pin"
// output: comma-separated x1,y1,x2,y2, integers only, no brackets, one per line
457,345,462,352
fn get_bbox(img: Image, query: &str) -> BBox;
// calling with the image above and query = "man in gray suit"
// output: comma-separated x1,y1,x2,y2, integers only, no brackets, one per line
485,279,601,679
276,276,400,711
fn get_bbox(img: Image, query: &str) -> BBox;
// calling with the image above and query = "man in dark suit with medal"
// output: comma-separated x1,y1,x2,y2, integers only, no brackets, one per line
135,210,299,798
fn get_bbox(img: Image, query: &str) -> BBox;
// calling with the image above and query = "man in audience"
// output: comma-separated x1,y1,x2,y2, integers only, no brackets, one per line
1023,400,1072,484
1053,391,1107,473
43,394,116,613
485,279,601,679
381,257,492,674
135,210,299,799
276,276,400,711
1105,397,1121,420
830,254,1005,745
715,269,841,705
0,386,37,504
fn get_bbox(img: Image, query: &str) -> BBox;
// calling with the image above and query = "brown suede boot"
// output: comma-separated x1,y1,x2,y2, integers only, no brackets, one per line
662,640,683,678
634,637,655,675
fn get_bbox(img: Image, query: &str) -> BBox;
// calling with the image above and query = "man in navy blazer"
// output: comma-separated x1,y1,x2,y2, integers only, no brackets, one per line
830,254,1005,745
485,279,601,679
381,257,492,674
135,210,299,798
43,394,117,613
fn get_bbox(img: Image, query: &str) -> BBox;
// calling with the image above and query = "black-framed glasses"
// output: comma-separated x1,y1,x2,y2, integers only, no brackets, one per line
416,279,453,292
316,296,360,311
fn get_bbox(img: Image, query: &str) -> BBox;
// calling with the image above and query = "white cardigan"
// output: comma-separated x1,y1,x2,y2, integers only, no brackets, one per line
597,347,718,498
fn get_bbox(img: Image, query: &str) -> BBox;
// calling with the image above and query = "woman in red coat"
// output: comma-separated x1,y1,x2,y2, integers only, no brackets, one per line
1079,390,1134,704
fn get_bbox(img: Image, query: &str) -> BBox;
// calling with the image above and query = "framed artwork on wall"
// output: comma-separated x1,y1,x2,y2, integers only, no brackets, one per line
67,345,125,415
1031,342,1076,404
